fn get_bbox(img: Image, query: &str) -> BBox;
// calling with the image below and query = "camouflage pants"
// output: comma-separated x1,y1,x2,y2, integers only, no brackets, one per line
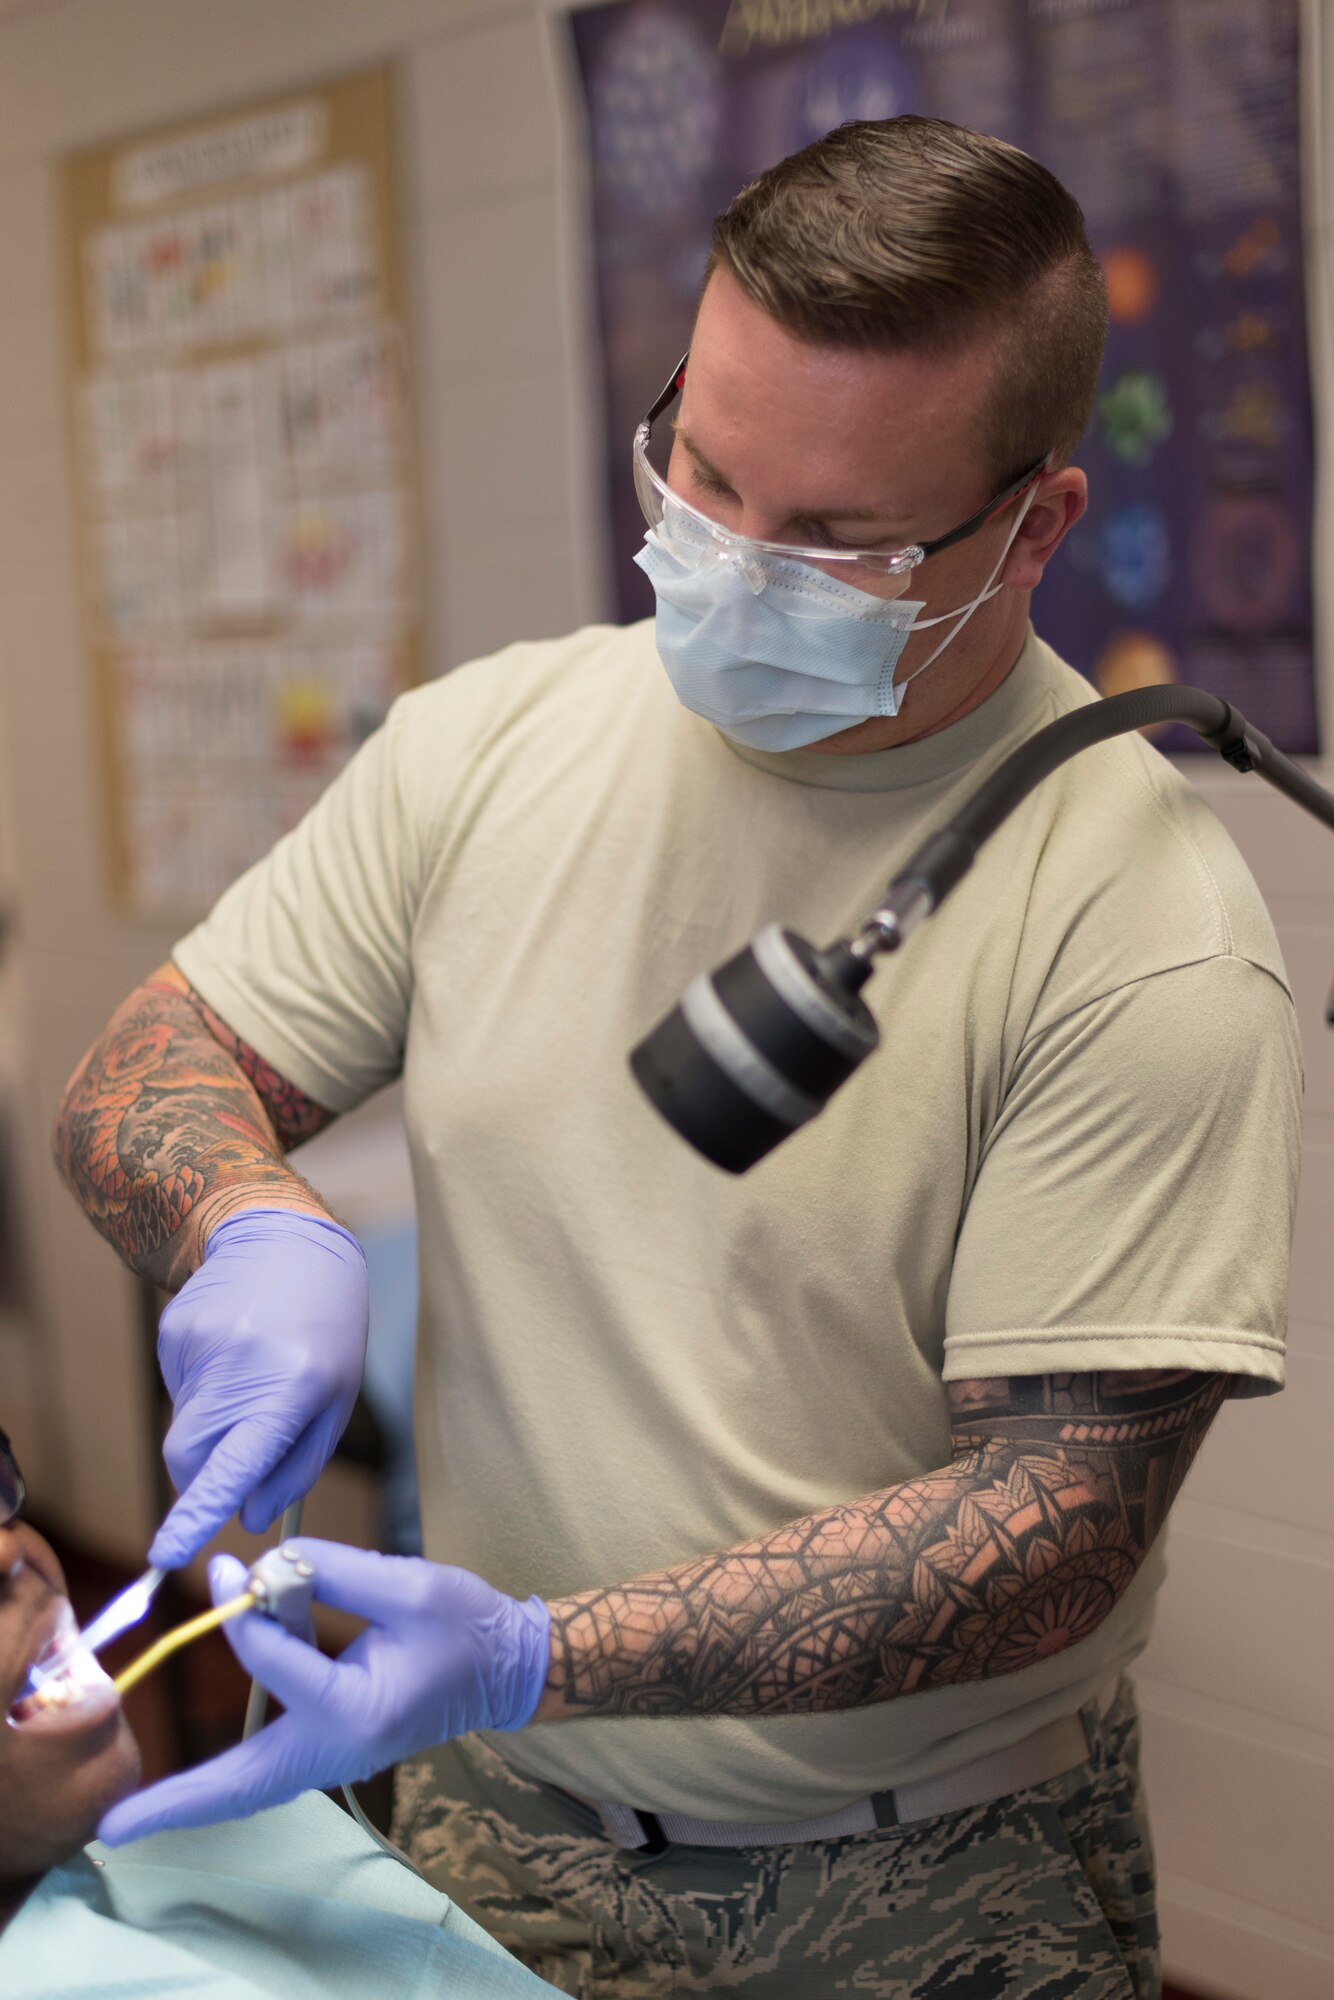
393,1677,1159,1999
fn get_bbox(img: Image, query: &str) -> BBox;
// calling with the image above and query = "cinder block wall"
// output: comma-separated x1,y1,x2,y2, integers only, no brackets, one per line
0,3,1327,1993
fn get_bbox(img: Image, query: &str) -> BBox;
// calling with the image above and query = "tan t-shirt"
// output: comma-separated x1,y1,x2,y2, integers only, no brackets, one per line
175,620,1301,1820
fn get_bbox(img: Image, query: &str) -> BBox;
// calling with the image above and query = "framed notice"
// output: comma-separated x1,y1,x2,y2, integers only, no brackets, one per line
64,67,423,919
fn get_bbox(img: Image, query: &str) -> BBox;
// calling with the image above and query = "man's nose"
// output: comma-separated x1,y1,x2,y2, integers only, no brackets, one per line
731,500,793,544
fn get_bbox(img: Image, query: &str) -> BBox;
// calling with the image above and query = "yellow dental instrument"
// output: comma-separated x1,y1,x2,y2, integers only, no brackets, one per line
113,1592,256,1697
110,1543,318,1698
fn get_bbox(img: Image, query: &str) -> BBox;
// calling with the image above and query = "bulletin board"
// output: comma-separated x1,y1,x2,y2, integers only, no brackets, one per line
63,67,423,920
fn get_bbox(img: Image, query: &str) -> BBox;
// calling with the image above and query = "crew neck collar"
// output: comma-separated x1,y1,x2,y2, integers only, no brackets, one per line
717,627,1050,793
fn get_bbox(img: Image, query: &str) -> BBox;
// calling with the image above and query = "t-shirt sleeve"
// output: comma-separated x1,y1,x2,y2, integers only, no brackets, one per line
943,952,1302,1396
172,702,423,1114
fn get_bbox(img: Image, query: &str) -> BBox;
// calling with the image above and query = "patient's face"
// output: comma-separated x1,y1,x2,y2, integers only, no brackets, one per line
0,1521,140,1883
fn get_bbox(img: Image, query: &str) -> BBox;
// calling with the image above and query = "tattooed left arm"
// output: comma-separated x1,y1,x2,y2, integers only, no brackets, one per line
534,1369,1228,1722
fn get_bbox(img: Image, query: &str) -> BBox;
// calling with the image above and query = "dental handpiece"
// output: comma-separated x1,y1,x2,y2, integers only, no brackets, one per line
245,1545,317,1639
110,1546,318,1699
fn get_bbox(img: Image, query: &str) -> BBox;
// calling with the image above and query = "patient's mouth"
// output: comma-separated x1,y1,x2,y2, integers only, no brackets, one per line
8,1601,119,1730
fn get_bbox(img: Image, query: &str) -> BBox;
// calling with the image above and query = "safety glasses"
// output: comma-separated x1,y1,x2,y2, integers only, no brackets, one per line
633,350,1047,591
0,1429,25,1526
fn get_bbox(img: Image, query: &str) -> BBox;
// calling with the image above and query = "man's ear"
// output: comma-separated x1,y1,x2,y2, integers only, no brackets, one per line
1001,466,1088,591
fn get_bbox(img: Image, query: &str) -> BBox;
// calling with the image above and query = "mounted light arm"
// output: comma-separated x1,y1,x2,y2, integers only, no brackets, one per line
630,686,1334,1173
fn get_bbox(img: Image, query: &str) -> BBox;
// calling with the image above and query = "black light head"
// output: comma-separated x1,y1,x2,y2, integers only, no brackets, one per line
630,924,878,1172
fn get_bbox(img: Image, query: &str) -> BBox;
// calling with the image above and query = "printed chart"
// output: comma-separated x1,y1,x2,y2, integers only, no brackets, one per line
64,71,421,918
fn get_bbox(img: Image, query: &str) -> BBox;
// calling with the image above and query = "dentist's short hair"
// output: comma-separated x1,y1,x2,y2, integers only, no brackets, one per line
708,116,1109,483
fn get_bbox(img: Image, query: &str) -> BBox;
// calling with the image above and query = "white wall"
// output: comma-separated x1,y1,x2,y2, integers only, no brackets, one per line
1127,9,1334,1994
0,3,1328,1995
0,0,608,1544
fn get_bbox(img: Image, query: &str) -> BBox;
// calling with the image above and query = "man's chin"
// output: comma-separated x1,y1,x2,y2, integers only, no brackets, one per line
70,1710,143,1848
803,712,917,754
0,1710,141,1886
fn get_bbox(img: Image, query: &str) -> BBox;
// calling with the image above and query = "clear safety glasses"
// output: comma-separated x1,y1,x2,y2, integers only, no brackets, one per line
0,1429,24,1526
633,350,1048,594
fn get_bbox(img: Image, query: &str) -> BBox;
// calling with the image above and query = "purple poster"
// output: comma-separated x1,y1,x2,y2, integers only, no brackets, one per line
569,0,1317,753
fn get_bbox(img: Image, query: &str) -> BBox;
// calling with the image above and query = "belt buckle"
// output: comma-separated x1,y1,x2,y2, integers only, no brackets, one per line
630,1809,669,1856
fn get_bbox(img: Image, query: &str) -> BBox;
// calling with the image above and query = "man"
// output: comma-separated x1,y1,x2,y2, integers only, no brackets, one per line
56,119,1300,1997
0,1428,554,1996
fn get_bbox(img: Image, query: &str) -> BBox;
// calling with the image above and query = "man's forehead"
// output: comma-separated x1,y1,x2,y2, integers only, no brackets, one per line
679,355,994,530
685,270,997,510
671,420,916,528
679,349,984,439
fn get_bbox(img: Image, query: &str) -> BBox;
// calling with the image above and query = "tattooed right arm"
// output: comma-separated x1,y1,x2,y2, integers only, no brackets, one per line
52,963,338,1291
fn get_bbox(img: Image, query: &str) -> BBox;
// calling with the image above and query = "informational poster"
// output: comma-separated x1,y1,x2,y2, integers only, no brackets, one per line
569,0,1317,754
64,70,422,918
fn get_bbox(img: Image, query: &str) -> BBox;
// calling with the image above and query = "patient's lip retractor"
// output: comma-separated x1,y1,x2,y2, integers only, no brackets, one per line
9,1600,117,1725
10,1567,165,1719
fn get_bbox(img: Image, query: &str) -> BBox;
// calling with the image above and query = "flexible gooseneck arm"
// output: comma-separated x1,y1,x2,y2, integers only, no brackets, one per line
631,686,1334,1172
846,687,1334,968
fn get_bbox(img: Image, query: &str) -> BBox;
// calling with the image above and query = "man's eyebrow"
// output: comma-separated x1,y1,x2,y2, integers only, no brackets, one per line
671,423,910,528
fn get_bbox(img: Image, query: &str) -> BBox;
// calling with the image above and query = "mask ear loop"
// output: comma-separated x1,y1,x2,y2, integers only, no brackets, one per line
891,475,1045,694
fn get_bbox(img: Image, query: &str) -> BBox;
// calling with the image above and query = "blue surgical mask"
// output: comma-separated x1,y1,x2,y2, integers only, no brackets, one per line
633,489,1036,751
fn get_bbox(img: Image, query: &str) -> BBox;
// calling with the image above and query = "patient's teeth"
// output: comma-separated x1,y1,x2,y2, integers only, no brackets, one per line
9,1628,114,1724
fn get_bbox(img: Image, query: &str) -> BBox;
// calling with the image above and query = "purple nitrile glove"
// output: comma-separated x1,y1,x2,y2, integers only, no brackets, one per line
97,1539,552,1844
149,1210,369,1570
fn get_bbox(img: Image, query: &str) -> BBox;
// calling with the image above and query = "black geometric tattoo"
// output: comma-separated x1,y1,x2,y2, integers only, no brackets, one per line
540,1369,1229,1722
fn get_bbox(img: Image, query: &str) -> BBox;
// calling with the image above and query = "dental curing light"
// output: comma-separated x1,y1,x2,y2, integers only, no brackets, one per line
631,686,1334,1171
